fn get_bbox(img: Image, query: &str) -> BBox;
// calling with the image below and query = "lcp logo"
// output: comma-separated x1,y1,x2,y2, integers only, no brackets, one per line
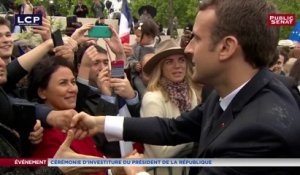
15,14,42,26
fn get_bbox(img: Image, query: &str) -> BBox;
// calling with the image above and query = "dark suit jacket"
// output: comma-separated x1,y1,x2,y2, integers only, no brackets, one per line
123,68,300,175
76,82,141,157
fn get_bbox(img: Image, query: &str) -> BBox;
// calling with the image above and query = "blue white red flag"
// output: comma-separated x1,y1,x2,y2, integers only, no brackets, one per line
119,0,133,44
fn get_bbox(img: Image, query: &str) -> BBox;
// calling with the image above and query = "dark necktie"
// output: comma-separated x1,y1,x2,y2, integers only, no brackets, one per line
208,102,224,134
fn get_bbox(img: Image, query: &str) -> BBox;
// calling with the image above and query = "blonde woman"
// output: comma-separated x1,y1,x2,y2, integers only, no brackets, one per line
140,39,200,158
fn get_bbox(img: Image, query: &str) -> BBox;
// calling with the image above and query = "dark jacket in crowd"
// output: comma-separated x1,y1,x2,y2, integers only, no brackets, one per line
0,87,63,175
76,82,141,157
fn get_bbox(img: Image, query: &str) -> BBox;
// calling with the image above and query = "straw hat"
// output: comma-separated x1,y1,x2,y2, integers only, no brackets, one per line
278,39,295,48
143,39,185,75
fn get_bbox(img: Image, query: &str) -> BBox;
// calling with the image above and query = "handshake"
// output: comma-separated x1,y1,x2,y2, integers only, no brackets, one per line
47,110,105,139
49,110,147,175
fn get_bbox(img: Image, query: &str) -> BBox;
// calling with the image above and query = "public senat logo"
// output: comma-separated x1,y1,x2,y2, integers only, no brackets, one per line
268,14,296,26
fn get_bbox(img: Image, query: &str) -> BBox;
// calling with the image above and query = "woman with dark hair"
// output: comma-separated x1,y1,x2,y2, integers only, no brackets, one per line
27,57,106,175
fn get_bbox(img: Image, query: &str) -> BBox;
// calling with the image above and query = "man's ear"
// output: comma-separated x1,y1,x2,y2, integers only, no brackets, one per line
219,36,238,61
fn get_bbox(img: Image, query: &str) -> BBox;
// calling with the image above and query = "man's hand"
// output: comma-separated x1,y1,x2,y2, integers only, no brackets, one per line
71,112,105,136
46,109,78,132
28,120,44,144
104,25,126,61
110,76,135,100
71,23,94,44
123,43,133,57
81,45,99,67
96,67,112,96
53,44,75,62
31,17,51,41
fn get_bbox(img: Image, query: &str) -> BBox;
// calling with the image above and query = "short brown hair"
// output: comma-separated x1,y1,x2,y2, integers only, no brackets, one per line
0,16,10,28
199,0,279,68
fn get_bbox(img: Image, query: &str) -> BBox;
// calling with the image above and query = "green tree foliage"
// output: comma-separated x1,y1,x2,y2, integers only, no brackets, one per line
129,0,198,29
14,0,299,39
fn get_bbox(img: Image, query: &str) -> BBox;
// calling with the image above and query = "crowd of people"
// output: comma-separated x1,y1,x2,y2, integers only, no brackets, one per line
0,0,300,175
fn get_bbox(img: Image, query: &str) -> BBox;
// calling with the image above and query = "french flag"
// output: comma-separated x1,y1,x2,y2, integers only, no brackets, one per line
119,0,133,44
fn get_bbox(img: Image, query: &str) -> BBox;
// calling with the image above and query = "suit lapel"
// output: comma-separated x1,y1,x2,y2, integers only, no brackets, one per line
197,68,273,157
198,106,234,157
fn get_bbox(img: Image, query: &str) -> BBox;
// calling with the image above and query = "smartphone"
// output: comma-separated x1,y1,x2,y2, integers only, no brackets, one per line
111,60,125,78
88,26,112,38
12,100,36,157
33,6,46,17
51,29,64,47
66,15,78,27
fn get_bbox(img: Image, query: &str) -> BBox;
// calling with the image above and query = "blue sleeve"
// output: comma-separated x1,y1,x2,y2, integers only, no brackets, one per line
101,95,116,104
125,91,139,105
35,103,52,128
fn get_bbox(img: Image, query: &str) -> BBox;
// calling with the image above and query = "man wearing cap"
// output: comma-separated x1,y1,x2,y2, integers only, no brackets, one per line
71,0,300,174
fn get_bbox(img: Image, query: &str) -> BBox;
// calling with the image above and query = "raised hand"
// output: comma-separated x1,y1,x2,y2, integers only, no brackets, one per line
123,43,134,57
53,43,75,62
71,23,94,44
96,67,112,96
110,76,135,100
103,25,126,62
78,45,99,80
31,17,51,41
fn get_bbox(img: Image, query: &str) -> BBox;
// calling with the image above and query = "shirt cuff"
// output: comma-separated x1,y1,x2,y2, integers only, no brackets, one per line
104,116,124,142
101,95,116,104
126,91,139,105
77,77,89,86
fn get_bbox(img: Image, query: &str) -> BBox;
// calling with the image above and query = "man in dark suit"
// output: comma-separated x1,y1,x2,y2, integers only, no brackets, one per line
71,0,300,174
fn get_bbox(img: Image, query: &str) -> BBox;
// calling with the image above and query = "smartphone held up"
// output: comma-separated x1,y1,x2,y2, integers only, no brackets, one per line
51,29,64,47
88,26,112,38
111,60,125,79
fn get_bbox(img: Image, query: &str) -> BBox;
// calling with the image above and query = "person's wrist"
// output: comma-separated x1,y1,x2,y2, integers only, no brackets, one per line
46,111,56,127
95,116,105,133
44,39,54,49
125,90,135,100
100,88,112,96
67,37,79,52
115,53,126,60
